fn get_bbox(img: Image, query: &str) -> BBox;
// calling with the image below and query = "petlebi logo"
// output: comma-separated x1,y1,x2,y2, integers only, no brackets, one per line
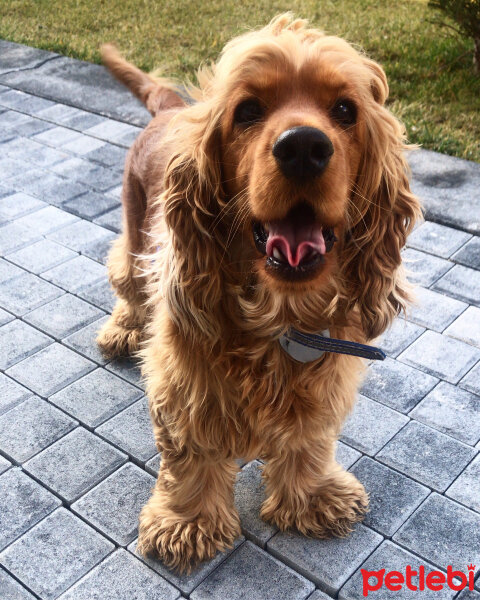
361,563,476,597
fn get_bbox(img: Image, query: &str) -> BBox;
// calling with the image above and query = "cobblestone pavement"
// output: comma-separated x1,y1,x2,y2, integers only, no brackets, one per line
0,40,479,600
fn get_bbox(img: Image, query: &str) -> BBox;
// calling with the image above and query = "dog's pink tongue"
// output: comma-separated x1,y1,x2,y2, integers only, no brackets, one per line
266,221,326,267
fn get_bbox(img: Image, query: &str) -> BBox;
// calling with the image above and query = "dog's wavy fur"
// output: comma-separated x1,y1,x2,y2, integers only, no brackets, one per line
98,14,422,573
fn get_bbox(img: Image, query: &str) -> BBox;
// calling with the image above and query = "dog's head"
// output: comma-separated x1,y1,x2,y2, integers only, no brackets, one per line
162,14,421,341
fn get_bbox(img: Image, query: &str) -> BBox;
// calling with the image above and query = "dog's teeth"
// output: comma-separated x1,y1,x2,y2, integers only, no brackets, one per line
273,248,283,261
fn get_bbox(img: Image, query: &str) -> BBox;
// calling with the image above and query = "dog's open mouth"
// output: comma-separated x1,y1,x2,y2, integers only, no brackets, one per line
252,203,337,281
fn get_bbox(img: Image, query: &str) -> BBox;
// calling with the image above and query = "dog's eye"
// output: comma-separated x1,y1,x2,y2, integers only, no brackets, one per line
234,99,264,126
330,99,357,127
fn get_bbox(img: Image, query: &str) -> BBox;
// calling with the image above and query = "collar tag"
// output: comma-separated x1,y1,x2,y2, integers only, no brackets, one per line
279,329,330,363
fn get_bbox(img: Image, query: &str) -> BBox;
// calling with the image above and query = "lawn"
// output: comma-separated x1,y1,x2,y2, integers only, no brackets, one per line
1,0,479,161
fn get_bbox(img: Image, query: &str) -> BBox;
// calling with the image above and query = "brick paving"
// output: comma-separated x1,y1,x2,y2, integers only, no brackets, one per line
0,39,479,599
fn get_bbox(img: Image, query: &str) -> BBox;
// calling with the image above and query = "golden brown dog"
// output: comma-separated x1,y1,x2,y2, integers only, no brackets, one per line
97,14,421,573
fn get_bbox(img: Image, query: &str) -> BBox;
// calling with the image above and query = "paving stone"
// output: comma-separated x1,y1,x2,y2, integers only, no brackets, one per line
0,39,58,74
0,306,13,325
32,125,84,147
460,362,480,396
0,109,33,127
447,454,480,512
394,493,480,572
452,235,480,270
457,591,480,600
0,256,25,282
106,183,123,199
63,315,110,364
145,453,162,476
339,540,457,600
50,367,142,428
94,205,122,232
72,462,154,546
433,264,480,307
0,191,45,220
41,255,106,292
402,247,453,287
0,396,77,463
6,342,95,397
106,356,144,387
86,119,142,146
376,421,477,491
0,567,36,600
79,229,116,263
234,460,278,547
444,306,480,349
38,103,87,123
306,592,331,600
340,395,409,455
408,149,480,235
96,397,156,463
410,381,480,445
53,158,122,192
24,293,104,339
0,468,61,551
360,357,438,413
6,137,70,168
14,117,56,138
14,205,78,235
59,110,105,132
0,507,114,600
63,190,120,220
398,330,480,384
336,441,362,469
407,221,471,258
0,454,11,474
77,278,116,311
191,540,314,600
6,238,78,273
0,318,52,369
0,271,63,315
62,132,106,155
24,427,127,503
86,142,128,167
406,287,468,332
58,548,180,600
268,524,382,596
0,220,42,253
47,218,115,254
0,89,53,113
0,156,36,181
0,373,32,416
7,167,90,205
350,457,429,537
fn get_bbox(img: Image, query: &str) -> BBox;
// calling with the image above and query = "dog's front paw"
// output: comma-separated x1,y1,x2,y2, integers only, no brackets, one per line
262,469,368,538
137,501,240,573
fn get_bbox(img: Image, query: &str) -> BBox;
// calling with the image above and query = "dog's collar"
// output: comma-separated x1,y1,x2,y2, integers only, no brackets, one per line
279,328,386,363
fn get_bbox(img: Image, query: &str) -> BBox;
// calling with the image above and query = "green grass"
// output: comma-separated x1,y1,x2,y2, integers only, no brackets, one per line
1,0,479,161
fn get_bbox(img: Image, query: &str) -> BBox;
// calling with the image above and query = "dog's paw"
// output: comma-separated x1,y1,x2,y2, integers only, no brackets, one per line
96,318,142,358
137,503,240,573
262,469,368,538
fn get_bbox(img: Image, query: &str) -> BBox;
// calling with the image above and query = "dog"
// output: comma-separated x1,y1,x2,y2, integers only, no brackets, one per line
97,13,422,573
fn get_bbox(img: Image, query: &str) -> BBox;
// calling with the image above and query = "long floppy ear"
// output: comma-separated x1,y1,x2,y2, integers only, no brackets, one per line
162,103,226,343
342,59,423,340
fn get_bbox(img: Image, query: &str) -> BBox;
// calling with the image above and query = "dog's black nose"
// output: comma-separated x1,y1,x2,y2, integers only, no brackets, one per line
272,126,334,180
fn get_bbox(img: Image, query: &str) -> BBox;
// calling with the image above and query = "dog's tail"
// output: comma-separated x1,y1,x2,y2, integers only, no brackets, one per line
101,44,185,116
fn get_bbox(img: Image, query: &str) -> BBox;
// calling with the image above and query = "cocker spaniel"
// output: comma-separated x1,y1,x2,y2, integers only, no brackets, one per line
97,14,421,572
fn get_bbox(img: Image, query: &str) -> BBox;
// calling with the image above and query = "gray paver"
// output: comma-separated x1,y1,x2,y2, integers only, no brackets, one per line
33,125,84,147
72,462,154,546
406,286,468,332
446,454,480,512
339,540,457,600
376,421,477,491
0,396,77,463
336,441,362,470
306,592,331,600
360,357,438,413
6,238,78,273
77,278,116,311
63,315,110,364
234,460,278,547
0,373,32,416
432,264,480,307
57,549,180,600
85,119,142,146
86,142,127,167
458,591,480,600
47,218,116,253
0,318,52,369
0,220,41,254
398,330,480,384
340,395,409,455
0,306,13,325
0,191,45,219
105,356,144,387
460,362,480,396
268,525,382,596
50,367,142,427
0,455,11,475
41,254,106,292
95,396,157,462
0,256,25,282
24,427,127,503
192,540,314,600
394,493,480,572
0,507,114,600
53,158,122,192
63,190,120,220
94,205,122,232
0,567,36,600
14,204,78,235
0,270,63,315
62,132,106,155
350,457,429,536
145,453,162,476
0,39,58,74
402,247,453,287
24,293,104,339
7,167,90,205
452,235,480,270
0,468,61,551
410,381,480,445
444,306,480,348
407,220,471,258
6,342,95,397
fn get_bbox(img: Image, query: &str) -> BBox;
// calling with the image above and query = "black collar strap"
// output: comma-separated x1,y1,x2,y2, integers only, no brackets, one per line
279,327,386,363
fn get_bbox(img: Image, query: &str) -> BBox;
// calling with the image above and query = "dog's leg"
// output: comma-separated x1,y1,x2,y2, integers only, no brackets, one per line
137,445,240,572
261,434,368,537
